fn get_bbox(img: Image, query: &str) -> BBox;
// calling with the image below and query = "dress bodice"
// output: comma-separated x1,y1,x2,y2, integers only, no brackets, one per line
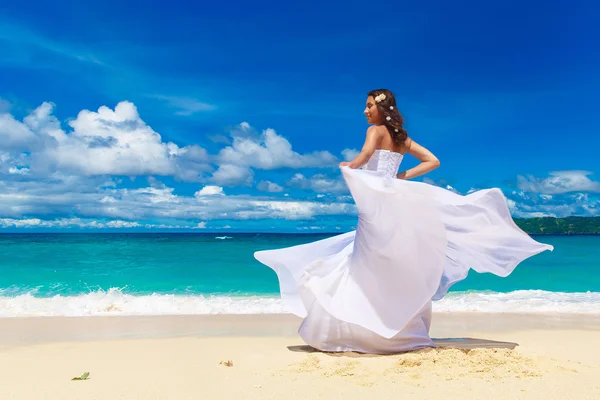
364,149,404,178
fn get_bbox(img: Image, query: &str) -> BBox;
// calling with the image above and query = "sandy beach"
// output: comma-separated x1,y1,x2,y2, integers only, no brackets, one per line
0,313,598,399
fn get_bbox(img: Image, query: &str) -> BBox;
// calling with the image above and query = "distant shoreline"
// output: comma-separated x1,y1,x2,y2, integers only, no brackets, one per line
0,231,598,236
0,216,598,235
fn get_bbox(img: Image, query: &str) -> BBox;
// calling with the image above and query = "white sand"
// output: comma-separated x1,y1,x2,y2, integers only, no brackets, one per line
0,314,598,399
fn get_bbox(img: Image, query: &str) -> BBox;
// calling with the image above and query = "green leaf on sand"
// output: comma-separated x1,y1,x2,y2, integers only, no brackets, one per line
71,372,90,381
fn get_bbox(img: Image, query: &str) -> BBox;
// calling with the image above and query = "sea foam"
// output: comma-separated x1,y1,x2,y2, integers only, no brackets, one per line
0,289,598,317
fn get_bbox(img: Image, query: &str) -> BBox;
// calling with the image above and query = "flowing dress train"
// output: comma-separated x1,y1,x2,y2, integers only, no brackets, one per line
254,150,553,354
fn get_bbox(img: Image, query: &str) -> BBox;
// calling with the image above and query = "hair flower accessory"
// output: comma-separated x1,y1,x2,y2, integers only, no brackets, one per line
390,106,394,110
386,116,391,121
395,129,399,132
374,93,386,103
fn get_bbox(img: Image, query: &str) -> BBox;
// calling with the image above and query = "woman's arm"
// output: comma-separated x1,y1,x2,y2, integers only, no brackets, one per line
339,126,381,169
396,139,440,179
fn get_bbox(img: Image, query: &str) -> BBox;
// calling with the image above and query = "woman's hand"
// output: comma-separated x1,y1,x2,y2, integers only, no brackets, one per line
339,161,351,168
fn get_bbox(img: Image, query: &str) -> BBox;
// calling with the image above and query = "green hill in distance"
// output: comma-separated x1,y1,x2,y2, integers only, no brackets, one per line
514,216,600,235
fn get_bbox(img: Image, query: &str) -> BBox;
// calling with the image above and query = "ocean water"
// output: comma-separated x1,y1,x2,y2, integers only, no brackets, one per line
0,233,598,317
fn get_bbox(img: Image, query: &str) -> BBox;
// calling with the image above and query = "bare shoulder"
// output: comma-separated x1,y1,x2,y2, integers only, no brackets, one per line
366,125,379,135
366,125,386,138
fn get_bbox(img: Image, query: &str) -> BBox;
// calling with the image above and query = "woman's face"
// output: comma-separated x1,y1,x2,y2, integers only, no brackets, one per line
364,96,382,124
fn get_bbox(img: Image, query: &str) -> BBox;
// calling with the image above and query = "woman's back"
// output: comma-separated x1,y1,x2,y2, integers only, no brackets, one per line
374,125,410,155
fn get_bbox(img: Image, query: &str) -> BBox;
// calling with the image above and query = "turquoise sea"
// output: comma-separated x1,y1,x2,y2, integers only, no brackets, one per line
0,233,598,317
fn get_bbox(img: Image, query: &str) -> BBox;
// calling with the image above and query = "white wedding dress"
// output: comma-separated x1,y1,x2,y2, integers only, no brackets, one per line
254,149,553,354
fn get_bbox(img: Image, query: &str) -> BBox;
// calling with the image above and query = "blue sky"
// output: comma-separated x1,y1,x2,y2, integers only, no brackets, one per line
0,0,598,231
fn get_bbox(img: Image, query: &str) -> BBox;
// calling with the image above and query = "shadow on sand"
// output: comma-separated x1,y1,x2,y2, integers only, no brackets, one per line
287,337,518,357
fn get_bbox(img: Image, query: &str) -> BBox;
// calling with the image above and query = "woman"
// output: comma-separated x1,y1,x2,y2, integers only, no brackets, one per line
254,89,553,354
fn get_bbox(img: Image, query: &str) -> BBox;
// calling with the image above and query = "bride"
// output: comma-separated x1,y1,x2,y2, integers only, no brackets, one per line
254,89,553,354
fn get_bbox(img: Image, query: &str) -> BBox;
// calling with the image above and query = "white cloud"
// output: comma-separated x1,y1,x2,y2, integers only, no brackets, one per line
212,164,253,186
0,98,11,113
0,113,38,150
196,221,207,229
144,224,186,229
514,211,555,218
506,199,517,212
106,220,141,228
129,187,179,203
57,101,185,175
24,101,67,141
173,145,212,182
1,170,597,228
573,193,588,202
0,102,346,191
195,185,224,196
218,126,337,170
1,101,210,180
445,185,460,194
422,177,462,194
0,218,43,227
0,101,365,228
257,180,284,193
507,189,599,218
418,174,600,218
341,148,359,161
582,203,599,215
298,226,325,230
288,173,348,193
244,200,355,220
518,171,600,194
0,173,358,224
149,95,216,116
0,217,140,229
8,167,29,175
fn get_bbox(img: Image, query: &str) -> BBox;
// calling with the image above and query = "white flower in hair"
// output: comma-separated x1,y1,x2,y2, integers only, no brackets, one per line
390,106,394,110
386,116,391,121
374,93,386,103
395,129,399,132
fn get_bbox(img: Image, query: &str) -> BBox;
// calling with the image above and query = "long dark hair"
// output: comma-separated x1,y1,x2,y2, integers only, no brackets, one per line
367,89,408,146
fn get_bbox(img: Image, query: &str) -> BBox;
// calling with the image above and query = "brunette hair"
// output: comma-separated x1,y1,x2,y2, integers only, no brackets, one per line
367,89,408,146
